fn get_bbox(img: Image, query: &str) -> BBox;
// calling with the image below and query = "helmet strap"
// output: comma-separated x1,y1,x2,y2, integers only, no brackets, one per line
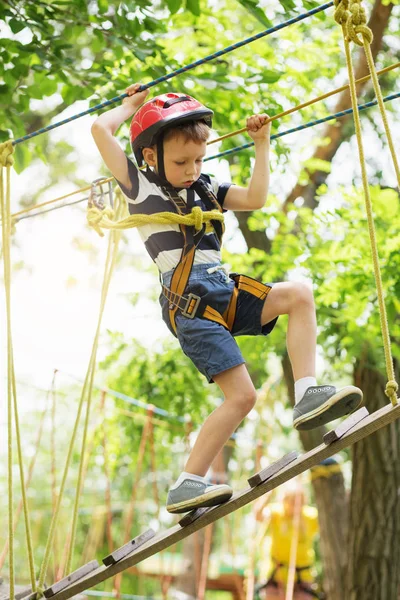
156,133,168,183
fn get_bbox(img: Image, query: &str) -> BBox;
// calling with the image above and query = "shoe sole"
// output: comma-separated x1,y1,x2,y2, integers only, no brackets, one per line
293,386,364,431
167,487,233,514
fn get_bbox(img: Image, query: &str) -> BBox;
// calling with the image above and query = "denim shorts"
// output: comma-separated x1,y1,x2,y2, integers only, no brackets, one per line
159,263,278,383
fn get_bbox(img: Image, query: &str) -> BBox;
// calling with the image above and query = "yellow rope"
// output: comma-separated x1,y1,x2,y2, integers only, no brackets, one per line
86,204,224,237
65,189,125,575
5,63,398,224
0,141,37,595
334,0,399,406
208,61,400,146
37,190,124,589
346,0,400,190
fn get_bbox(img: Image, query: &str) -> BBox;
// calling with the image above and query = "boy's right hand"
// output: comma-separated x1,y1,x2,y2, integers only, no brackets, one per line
123,83,149,107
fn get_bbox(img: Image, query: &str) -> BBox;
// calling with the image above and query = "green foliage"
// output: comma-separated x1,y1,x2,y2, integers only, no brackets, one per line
99,333,220,429
5,0,395,176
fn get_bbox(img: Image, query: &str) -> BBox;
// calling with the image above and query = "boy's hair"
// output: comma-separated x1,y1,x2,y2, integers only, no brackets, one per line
163,119,210,144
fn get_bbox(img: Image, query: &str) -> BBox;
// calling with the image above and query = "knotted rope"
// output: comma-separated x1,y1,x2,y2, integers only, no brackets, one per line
0,141,36,597
86,204,224,237
334,0,399,406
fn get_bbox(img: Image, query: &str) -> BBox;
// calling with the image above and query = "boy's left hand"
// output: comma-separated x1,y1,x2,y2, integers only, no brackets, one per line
246,113,271,141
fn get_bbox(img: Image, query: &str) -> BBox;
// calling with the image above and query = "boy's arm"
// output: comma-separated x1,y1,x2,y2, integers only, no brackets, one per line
223,113,270,212
91,84,149,190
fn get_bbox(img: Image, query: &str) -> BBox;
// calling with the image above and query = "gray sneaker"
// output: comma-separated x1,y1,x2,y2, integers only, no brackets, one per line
293,385,363,431
166,478,233,514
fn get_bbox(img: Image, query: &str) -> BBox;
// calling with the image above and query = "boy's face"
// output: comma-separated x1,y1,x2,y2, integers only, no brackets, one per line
144,134,207,188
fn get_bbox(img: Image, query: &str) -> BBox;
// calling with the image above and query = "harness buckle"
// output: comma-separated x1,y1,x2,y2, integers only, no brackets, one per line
182,293,201,319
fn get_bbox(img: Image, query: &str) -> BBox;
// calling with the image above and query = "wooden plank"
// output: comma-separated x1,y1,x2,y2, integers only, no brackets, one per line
179,507,210,527
49,401,400,600
323,407,369,444
43,560,99,597
248,451,299,487
103,529,155,566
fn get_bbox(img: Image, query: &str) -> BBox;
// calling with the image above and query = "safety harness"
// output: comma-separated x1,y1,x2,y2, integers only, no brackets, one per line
147,168,271,336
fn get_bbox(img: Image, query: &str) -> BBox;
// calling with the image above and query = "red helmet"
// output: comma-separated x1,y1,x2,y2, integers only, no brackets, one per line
130,92,213,165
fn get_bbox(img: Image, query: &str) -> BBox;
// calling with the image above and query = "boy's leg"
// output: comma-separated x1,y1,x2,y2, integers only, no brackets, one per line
260,281,363,429
185,364,256,475
166,364,256,513
261,281,316,381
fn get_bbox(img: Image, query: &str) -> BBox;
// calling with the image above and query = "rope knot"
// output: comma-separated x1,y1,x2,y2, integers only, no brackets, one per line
334,0,349,25
385,380,399,404
347,0,373,45
191,206,204,231
0,141,14,167
87,206,115,237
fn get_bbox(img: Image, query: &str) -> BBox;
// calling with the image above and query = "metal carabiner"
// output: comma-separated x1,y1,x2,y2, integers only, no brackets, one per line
88,177,113,210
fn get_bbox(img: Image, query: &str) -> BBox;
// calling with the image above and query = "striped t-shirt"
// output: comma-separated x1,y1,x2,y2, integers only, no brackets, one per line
115,156,231,274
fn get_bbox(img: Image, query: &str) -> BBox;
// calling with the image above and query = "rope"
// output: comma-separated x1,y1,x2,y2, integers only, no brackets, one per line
86,204,223,237
1,401,47,565
113,406,155,596
334,0,399,407
208,61,400,146
0,377,49,572
65,194,125,576
36,189,124,590
7,62,398,225
205,91,400,162
1,141,15,600
12,2,333,147
0,141,37,595
100,391,114,554
50,370,60,578
346,1,400,190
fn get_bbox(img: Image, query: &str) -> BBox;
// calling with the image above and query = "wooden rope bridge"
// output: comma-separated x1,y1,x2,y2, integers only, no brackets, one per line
19,401,398,600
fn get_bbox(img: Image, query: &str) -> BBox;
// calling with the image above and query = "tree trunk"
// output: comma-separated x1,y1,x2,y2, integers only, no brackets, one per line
346,358,400,600
282,353,348,600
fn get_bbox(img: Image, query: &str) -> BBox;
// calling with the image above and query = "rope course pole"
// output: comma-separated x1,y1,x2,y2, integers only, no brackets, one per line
11,2,333,147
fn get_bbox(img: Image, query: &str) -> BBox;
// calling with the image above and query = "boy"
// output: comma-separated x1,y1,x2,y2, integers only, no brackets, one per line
91,83,363,514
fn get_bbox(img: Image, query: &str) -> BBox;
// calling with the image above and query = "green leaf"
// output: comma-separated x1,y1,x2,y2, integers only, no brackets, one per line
236,0,272,28
166,0,182,13
98,0,109,13
9,18,26,34
13,143,31,174
186,0,200,16
278,0,296,12
259,70,282,84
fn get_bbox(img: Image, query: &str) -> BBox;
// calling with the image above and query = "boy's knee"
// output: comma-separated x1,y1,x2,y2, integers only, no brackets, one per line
230,387,257,416
291,281,314,309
